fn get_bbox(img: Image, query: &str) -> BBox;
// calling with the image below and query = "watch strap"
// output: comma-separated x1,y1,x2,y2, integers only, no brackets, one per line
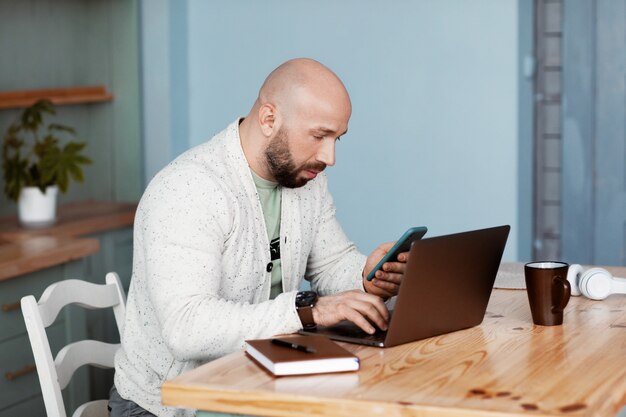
295,291,317,330
297,305,316,330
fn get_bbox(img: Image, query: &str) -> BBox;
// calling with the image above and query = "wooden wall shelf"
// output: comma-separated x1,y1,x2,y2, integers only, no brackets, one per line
0,86,113,110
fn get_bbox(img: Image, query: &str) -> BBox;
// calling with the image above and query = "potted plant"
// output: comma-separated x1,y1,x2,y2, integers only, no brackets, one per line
2,99,92,228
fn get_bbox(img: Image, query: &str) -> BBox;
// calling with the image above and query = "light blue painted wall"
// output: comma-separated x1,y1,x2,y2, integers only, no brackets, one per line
517,1,533,263
140,0,172,184
142,0,528,261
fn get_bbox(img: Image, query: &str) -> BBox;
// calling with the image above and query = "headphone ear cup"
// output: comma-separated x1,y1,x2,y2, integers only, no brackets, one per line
567,264,583,296
579,268,613,300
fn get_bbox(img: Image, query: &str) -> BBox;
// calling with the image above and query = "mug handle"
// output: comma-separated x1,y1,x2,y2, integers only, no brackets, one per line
551,275,572,314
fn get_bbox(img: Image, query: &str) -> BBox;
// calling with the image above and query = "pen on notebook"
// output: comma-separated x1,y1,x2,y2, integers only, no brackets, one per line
271,338,317,353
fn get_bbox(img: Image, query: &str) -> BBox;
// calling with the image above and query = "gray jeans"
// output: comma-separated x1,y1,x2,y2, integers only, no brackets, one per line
108,385,247,417
108,385,157,417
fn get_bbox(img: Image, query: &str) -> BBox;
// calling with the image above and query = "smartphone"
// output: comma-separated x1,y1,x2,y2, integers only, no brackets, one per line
366,226,428,281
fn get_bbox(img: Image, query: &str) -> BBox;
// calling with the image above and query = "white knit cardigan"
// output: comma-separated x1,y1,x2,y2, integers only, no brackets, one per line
114,120,366,416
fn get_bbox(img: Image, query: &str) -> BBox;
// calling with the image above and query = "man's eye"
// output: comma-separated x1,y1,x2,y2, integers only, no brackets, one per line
313,135,324,140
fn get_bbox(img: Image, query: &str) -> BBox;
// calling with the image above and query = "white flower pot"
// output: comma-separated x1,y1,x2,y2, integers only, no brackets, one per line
17,185,58,228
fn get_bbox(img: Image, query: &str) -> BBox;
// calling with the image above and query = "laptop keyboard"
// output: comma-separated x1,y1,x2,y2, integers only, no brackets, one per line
328,320,388,342
344,326,387,341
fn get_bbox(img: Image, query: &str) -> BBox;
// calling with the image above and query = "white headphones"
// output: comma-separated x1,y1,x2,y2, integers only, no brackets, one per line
566,264,626,300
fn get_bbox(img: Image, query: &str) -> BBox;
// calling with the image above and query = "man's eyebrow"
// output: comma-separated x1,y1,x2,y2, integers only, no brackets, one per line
313,127,348,137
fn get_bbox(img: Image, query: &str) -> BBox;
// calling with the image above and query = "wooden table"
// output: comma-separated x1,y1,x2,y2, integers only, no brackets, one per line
162,267,626,417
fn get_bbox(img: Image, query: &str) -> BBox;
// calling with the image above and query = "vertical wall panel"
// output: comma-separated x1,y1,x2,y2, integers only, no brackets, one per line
562,0,595,263
109,0,143,202
140,0,172,183
518,0,535,262
594,0,626,264
563,0,626,265
534,0,563,260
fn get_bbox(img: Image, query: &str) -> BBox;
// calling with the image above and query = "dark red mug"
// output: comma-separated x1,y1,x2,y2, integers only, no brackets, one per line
524,261,571,326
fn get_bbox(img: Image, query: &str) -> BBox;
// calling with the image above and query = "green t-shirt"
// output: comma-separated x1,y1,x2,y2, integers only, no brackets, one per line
251,170,283,299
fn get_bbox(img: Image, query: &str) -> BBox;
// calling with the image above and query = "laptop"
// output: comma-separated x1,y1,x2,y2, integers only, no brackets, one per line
299,225,510,347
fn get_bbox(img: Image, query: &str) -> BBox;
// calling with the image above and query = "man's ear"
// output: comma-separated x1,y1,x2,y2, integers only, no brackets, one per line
258,103,278,137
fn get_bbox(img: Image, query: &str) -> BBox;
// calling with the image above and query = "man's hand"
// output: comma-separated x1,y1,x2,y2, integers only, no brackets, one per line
362,241,409,299
312,290,389,334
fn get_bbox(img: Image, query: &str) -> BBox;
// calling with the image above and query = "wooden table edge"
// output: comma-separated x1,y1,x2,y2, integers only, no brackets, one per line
161,379,558,417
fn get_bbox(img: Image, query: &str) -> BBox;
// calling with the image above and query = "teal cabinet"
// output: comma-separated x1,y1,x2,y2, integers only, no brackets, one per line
0,261,88,417
0,227,133,417
83,227,134,401
87,228,134,292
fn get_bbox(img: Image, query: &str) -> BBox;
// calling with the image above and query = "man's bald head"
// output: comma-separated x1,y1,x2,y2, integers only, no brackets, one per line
252,58,351,125
257,58,350,113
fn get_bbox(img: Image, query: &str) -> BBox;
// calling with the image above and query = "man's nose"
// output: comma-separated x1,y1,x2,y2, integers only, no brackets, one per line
316,139,336,167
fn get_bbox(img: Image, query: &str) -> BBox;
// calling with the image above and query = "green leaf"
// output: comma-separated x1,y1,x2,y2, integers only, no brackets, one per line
57,169,69,193
3,124,24,152
20,99,55,133
34,135,60,158
48,123,76,136
3,155,29,201
64,142,86,153
73,155,92,165
39,140,91,193
67,162,84,182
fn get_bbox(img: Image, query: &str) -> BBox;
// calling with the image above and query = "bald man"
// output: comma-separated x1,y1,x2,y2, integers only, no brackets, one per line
110,59,408,417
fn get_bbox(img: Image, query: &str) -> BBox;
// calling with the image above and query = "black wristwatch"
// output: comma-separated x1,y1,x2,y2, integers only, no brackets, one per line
295,291,318,330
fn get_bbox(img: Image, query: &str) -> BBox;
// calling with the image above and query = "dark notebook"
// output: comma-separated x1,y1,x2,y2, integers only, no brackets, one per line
245,335,359,376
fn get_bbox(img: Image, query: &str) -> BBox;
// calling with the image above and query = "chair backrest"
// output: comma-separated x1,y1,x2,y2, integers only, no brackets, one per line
21,272,126,417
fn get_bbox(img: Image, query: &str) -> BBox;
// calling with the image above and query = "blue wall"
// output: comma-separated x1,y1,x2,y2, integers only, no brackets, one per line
141,0,531,261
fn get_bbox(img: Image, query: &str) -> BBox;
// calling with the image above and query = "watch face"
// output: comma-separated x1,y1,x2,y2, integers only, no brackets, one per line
296,291,317,308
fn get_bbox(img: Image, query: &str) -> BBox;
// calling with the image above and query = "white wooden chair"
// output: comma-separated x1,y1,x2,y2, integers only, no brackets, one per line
21,273,126,417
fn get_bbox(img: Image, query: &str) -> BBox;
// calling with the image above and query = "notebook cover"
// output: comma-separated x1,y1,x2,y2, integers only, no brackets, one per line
245,335,360,376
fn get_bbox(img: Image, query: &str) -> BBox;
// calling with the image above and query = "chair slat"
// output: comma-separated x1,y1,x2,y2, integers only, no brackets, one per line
38,279,121,327
55,340,120,390
71,399,109,417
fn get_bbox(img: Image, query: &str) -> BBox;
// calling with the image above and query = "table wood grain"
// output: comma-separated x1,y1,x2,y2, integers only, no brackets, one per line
162,268,626,417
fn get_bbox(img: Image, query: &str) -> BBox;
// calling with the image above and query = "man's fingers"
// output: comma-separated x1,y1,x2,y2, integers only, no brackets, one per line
344,299,388,333
343,292,388,316
396,251,410,262
312,290,391,333
375,270,403,284
346,310,376,334
366,279,395,299
382,261,407,274
372,278,400,294
345,310,376,334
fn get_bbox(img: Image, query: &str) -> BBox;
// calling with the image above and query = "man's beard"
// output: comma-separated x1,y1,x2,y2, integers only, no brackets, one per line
264,127,326,188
